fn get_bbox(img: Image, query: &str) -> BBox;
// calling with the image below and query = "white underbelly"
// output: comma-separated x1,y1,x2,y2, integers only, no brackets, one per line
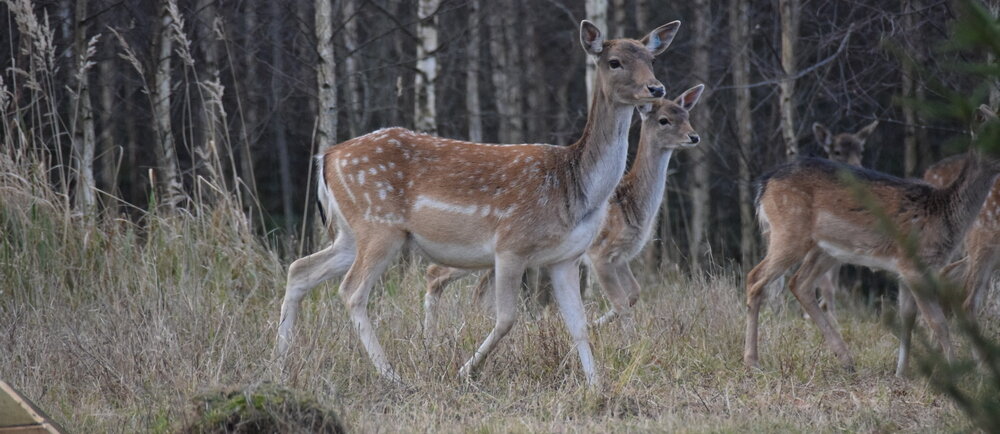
817,240,898,273
531,208,607,266
411,234,495,268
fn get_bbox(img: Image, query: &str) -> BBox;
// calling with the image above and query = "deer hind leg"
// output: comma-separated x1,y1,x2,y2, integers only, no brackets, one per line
789,249,854,371
590,260,627,327
423,265,472,338
276,229,357,358
744,238,808,369
901,271,955,364
339,228,406,383
615,263,641,331
817,264,841,319
895,285,918,377
458,254,526,380
550,258,600,387
962,244,998,317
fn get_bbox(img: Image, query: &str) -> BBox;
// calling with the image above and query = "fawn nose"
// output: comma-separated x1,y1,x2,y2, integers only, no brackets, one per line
689,134,700,144
648,85,665,98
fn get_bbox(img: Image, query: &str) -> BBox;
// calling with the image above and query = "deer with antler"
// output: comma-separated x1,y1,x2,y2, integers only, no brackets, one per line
276,20,681,386
745,143,999,373
423,85,706,334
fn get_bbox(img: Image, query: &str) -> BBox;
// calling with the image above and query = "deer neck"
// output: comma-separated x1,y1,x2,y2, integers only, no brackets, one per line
618,137,674,228
565,85,635,216
938,154,998,242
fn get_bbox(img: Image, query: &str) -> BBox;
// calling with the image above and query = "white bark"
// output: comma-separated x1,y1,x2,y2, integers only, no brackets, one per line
343,0,366,136
414,0,441,133
778,0,799,160
152,1,185,211
466,0,483,142
585,0,608,108
71,0,97,212
688,0,711,271
316,0,337,152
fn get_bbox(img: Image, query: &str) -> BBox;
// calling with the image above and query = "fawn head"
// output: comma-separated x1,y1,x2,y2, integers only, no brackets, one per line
580,20,680,105
813,120,879,167
638,84,705,150
971,104,998,141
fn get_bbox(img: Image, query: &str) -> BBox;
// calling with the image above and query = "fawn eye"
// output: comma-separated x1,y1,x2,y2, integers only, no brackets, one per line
659,118,670,126
609,59,622,69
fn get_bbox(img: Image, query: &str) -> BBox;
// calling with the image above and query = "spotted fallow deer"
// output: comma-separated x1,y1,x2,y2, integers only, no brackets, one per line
744,150,999,374
808,120,879,316
423,85,706,333
276,20,681,386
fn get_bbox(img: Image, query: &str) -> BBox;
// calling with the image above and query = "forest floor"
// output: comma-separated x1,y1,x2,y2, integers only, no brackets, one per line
2,201,996,433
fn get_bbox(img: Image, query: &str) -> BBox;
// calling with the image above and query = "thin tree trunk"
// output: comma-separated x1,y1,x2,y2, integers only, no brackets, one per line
196,0,223,203
414,0,441,133
316,0,338,153
730,0,756,266
612,0,627,38
241,0,260,200
344,0,366,136
466,0,483,142
524,9,543,141
502,1,523,143
634,0,647,33
902,0,918,177
270,0,294,232
688,0,712,271
97,42,117,201
71,0,97,212
778,0,799,160
585,0,607,107
152,1,185,211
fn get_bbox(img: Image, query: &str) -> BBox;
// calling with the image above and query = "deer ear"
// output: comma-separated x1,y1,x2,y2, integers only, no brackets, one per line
813,122,832,152
977,104,998,123
675,84,705,111
637,103,654,120
855,120,879,144
580,20,604,56
641,21,681,56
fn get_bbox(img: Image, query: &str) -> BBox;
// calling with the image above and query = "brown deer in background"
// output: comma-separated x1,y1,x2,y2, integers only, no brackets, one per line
744,150,999,373
275,20,681,386
423,85,706,334
807,120,879,316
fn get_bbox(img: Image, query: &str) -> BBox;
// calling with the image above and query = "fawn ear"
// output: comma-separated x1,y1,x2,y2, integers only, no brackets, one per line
855,120,879,147
813,122,832,153
637,103,654,120
580,20,604,56
641,21,681,56
675,84,705,111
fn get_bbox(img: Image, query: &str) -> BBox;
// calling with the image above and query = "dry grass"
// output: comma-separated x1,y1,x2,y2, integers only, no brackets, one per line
1,158,992,432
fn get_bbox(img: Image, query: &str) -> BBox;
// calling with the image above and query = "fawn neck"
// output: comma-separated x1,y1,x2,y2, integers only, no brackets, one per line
617,135,674,228
565,82,635,216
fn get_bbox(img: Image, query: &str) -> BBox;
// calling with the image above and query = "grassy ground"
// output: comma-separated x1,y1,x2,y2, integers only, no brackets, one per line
0,158,993,432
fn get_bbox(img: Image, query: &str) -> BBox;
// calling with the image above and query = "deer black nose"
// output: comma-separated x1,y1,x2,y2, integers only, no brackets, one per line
648,86,665,98
689,134,700,144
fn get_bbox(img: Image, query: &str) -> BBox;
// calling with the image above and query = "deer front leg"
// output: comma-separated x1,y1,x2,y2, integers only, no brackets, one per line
458,255,525,380
590,260,627,327
550,258,600,387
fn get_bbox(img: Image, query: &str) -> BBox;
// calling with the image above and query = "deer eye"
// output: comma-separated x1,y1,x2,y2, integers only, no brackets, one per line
659,118,670,126
609,59,622,69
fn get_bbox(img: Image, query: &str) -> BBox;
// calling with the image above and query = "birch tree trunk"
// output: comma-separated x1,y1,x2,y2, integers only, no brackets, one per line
612,0,627,38
465,0,483,142
688,0,712,271
240,0,260,201
489,2,522,143
634,0,648,33
316,0,338,153
343,0,366,136
730,0,756,266
196,0,223,203
71,0,97,212
152,1,185,211
902,0,918,177
778,0,800,160
414,0,441,133
270,0,293,232
98,41,117,200
585,0,608,107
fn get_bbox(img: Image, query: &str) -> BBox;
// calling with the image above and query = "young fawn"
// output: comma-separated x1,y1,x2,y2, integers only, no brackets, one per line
745,149,999,373
276,20,681,386
807,121,879,316
423,85,706,332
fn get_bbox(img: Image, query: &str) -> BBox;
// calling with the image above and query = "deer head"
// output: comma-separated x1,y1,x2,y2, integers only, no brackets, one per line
638,84,705,150
813,120,879,167
580,20,679,105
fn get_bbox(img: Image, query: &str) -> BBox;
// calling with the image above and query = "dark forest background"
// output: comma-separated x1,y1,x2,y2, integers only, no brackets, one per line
1,0,992,272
